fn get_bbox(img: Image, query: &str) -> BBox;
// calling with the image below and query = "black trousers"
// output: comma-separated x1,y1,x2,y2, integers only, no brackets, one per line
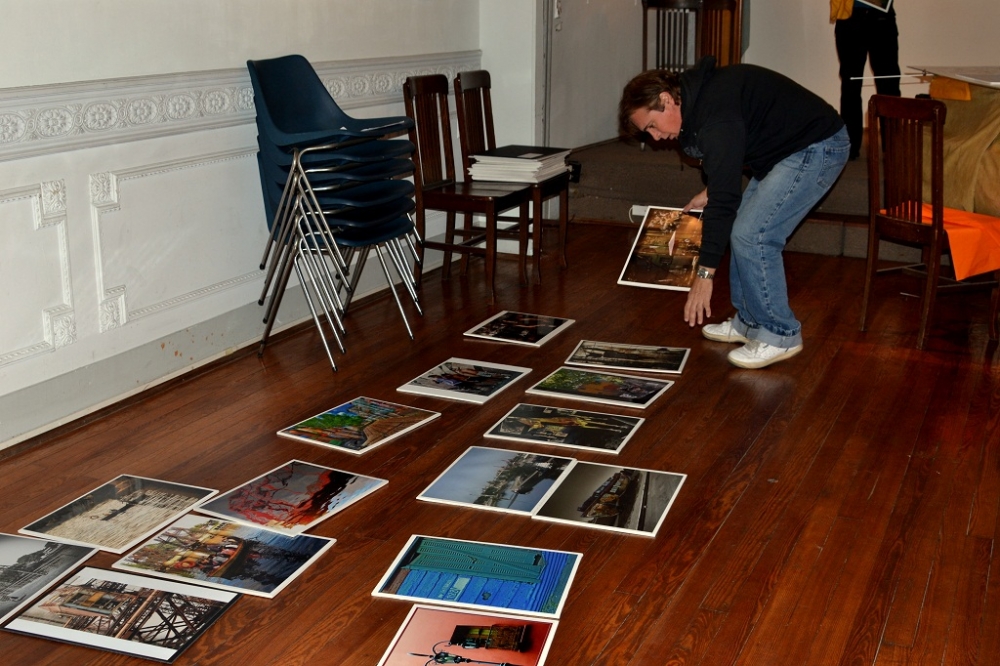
835,5,900,157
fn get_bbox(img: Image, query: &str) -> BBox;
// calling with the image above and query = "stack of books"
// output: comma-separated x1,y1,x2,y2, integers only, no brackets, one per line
469,144,571,183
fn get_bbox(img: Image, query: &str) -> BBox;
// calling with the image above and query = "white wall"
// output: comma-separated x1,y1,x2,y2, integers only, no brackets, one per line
546,0,645,148
0,1,482,448
480,0,546,146
0,0,478,88
743,0,1000,109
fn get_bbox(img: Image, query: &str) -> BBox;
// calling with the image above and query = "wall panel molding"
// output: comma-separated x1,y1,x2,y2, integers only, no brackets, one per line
90,147,261,331
0,51,480,162
0,180,75,366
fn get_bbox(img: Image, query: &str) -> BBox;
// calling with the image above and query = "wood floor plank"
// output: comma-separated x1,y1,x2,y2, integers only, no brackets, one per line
2,225,999,666
635,337,878,664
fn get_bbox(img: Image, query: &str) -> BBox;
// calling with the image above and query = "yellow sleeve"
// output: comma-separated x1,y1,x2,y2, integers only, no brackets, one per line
830,0,853,21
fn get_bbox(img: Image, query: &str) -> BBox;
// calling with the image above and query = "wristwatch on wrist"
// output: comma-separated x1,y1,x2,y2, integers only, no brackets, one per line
696,266,714,280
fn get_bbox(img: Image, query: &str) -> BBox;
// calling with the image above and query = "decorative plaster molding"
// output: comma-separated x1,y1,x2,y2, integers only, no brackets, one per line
0,51,480,163
0,181,75,366
91,148,263,332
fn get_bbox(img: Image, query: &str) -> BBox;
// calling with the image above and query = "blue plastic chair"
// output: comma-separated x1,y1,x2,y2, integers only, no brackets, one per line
255,131,414,168
256,151,415,304
249,54,414,285
258,194,422,360
249,55,420,367
247,55,413,148
256,153,421,359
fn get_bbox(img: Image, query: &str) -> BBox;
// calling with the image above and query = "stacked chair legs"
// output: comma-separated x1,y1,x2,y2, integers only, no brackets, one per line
248,54,421,369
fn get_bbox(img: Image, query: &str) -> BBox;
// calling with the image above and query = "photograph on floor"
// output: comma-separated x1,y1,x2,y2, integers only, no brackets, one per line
397,358,532,405
484,403,644,454
194,460,386,535
19,476,218,554
4,566,237,663
113,514,334,598
565,340,691,375
417,446,574,515
377,604,558,666
525,367,673,409
534,461,686,537
373,535,581,618
0,533,96,625
277,396,441,455
463,311,575,347
618,206,703,291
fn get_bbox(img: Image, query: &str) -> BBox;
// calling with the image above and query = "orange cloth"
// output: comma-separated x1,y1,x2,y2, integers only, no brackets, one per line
928,77,972,102
921,203,1000,280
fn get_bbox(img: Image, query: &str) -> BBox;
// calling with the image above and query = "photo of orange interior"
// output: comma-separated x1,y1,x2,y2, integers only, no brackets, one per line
378,605,556,666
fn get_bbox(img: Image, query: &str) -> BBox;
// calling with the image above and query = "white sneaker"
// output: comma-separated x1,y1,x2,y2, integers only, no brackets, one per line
702,318,750,344
727,340,803,369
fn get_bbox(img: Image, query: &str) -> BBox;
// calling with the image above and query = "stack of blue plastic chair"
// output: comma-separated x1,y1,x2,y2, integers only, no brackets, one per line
248,54,421,370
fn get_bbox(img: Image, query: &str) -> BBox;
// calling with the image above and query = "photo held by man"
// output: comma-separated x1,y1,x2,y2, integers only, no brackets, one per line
619,56,850,369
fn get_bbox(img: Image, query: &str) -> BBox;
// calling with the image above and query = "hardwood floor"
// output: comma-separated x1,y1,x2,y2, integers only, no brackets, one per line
2,223,999,665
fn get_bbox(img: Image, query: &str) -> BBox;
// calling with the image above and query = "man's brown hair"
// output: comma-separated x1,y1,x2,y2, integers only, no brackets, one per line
617,69,682,139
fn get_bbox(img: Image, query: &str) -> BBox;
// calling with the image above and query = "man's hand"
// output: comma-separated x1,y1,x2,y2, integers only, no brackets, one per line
683,188,708,212
683,273,714,326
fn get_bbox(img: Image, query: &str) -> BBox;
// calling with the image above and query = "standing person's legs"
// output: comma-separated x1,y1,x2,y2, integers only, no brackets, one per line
726,127,851,366
835,15,869,159
867,8,901,97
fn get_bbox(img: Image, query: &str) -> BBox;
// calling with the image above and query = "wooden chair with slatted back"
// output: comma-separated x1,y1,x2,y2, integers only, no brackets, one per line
860,94,1000,348
454,70,570,283
402,74,533,303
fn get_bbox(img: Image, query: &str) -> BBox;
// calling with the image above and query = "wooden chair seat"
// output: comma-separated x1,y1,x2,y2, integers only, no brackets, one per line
422,182,531,280
860,95,1000,347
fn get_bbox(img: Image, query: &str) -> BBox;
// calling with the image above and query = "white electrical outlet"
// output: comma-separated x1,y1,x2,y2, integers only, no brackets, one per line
630,205,648,218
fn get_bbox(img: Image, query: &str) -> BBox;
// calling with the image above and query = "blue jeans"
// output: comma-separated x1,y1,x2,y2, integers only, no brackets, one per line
728,126,850,348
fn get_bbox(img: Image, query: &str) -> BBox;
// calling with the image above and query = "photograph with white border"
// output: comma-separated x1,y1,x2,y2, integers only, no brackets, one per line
565,340,690,375
0,533,96,625
277,397,440,455
463,310,575,347
533,461,685,537
373,535,581,618
484,403,644,454
19,475,217,554
113,514,334,599
525,367,673,409
417,446,573,515
397,358,532,405
194,460,386,535
618,206,703,291
377,604,558,666
4,566,237,663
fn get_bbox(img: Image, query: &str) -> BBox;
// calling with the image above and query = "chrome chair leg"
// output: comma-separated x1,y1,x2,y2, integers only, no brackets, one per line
373,243,414,339
295,240,346,354
299,231,347,324
385,237,423,314
293,258,338,370
342,246,372,313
